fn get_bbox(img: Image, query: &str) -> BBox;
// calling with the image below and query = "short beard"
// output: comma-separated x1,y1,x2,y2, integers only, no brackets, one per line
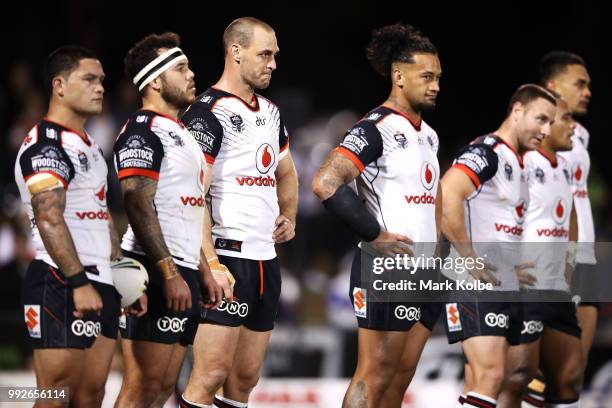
160,78,190,110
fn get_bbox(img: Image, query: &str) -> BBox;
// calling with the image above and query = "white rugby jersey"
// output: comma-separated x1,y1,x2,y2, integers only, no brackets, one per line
114,110,206,269
15,119,113,284
181,88,289,261
450,135,529,290
334,106,440,257
522,149,573,290
558,122,596,264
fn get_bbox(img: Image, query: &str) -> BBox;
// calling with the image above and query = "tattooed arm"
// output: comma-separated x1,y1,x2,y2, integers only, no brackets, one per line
32,188,84,276
32,188,102,317
120,175,191,311
120,176,171,262
311,150,360,200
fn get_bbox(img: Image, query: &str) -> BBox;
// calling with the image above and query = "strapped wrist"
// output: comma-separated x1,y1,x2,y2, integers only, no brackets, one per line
156,257,179,280
67,270,89,288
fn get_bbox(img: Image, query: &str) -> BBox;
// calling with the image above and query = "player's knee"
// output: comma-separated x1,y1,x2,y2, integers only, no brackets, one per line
550,365,583,399
231,368,261,395
505,365,537,395
192,366,230,392
473,364,506,390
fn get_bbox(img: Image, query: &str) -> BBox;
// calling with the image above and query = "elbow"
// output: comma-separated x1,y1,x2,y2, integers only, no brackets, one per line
311,175,328,201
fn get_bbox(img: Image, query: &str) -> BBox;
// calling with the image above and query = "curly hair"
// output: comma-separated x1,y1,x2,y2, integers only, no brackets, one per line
366,23,437,77
124,32,181,83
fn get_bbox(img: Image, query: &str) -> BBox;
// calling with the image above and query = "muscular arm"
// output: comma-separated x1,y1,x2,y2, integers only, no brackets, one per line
199,164,217,264
312,151,360,200
31,188,83,277
120,176,171,263
275,152,299,223
440,167,477,257
569,204,578,242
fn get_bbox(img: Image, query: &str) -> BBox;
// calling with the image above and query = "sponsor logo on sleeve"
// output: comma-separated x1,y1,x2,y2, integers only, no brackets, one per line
31,146,72,180
340,127,369,155
456,146,489,175
118,135,155,169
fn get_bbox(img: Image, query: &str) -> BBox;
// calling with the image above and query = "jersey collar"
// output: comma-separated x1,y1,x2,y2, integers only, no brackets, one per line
211,87,260,112
42,118,91,146
380,106,422,131
536,147,558,168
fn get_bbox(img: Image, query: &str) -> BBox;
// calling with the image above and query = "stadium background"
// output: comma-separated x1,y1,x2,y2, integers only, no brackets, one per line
1,2,611,406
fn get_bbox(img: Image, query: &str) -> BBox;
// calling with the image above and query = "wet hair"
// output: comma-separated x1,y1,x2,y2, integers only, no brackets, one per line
223,17,274,54
507,84,557,115
366,23,437,77
539,51,586,84
44,46,98,96
124,32,181,84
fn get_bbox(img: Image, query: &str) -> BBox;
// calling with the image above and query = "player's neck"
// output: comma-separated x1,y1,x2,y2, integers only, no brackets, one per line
141,96,180,121
494,120,521,153
214,75,256,107
45,103,88,134
539,141,558,158
383,93,421,122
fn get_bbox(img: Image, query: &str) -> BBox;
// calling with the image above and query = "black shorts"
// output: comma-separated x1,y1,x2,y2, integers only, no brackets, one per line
519,292,581,344
571,263,600,310
22,259,121,349
119,252,200,346
349,249,442,331
444,299,523,345
200,255,281,332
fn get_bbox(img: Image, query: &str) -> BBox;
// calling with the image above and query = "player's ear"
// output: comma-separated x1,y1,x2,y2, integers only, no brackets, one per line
231,44,241,63
52,76,65,98
148,76,162,93
391,65,403,88
510,102,524,122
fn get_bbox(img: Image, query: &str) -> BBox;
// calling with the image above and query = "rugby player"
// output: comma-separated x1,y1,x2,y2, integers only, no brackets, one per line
179,18,298,408
497,96,582,408
312,23,443,408
113,33,223,408
441,84,556,407
15,46,136,407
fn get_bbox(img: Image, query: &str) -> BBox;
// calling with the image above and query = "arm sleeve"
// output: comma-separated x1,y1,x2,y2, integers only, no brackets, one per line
181,105,224,164
114,127,164,181
19,140,75,189
334,121,383,172
451,143,499,188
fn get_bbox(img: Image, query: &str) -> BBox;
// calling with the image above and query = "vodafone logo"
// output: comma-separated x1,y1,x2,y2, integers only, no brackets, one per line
76,210,109,220
256,143,275,174
513,199,527,225
495,223,523,236
421,161,436,190
236,175,276,187
405,193,436,205
536,227,569,238
180,195,206,207
552,197,568,225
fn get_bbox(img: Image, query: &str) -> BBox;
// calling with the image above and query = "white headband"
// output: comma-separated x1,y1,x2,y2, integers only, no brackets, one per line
132,47,187,91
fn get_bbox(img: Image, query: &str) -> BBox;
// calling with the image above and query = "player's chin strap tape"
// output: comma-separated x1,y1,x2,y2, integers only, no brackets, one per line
322,184,380,242
132,47,187,91
66,270,89,288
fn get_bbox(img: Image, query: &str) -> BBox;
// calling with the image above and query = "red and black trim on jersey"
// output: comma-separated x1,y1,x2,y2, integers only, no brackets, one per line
114,110,164,181
334,106,389,173
536,147,558,168
452,134,500,188
19,120,77,189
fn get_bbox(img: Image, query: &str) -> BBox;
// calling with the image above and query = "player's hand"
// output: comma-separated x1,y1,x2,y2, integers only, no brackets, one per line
73,283,103,318
370,231,414,257
163,274,192,312
201,270,224,309
467,260,499,286
515,262,537,289
209,260,235,301
273,215,295,243
125,294,147,317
